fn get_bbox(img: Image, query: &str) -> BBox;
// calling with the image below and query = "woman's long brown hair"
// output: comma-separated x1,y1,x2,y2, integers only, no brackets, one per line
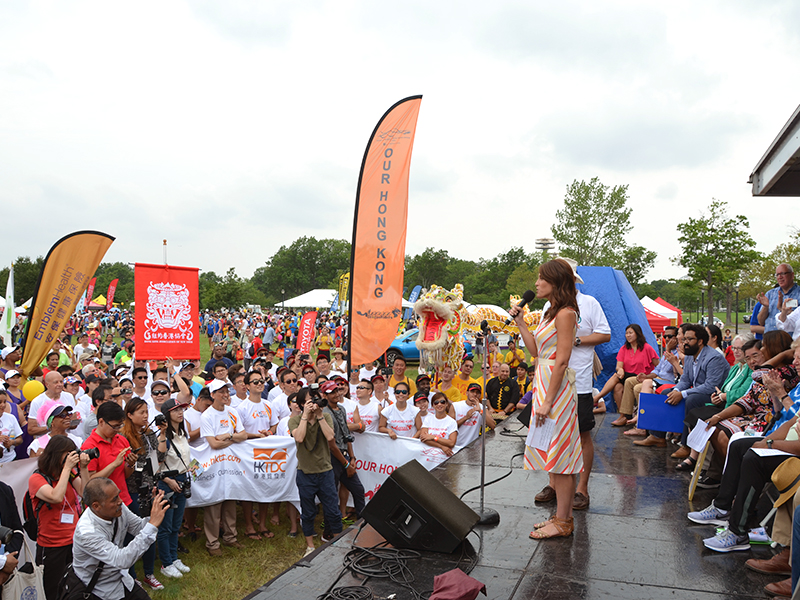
540,259,580,323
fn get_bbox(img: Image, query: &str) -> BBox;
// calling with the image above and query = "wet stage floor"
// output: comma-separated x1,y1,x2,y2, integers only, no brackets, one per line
246,414,781,599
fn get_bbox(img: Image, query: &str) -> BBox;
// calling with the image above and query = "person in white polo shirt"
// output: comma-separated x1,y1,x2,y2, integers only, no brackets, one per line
199,380,246,556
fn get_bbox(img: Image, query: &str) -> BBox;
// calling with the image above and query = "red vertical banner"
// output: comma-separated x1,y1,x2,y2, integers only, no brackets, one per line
134,263,200,360
85,277,96,309
298,311,317,354
349,96,422,366
106,278,119,310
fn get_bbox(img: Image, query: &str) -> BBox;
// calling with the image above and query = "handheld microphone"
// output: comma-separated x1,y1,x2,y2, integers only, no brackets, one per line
505,290,536,325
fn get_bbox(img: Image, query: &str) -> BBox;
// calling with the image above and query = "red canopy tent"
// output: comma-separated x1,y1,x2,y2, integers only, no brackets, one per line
654,297,683,325
644,307,670,333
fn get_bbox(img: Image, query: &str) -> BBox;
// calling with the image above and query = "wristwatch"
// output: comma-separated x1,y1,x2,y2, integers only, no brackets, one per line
767,439,774,449
574,337,582,346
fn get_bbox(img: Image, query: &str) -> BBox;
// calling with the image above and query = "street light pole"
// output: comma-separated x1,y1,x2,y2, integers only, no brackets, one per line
735,287,739,334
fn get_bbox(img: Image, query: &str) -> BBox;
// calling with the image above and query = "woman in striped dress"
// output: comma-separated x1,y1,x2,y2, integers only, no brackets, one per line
511,258,583,539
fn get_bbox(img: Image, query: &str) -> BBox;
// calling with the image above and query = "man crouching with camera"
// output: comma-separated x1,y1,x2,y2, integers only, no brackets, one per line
288,386,342,557
70,477,169,600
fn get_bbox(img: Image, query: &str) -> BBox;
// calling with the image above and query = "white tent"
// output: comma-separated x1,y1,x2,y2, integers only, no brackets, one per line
281,289,338,309
640,296,678,321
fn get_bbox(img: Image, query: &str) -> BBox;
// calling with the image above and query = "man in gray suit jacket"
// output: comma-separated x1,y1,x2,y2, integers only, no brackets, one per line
634,323,730,448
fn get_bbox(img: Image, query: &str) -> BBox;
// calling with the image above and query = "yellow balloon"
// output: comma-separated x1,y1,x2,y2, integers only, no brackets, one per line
22,380,45,401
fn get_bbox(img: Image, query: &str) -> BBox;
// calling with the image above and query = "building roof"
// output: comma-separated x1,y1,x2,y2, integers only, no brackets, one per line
749,104,800,196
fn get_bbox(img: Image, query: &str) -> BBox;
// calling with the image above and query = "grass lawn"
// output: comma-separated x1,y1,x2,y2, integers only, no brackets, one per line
136,503,315,600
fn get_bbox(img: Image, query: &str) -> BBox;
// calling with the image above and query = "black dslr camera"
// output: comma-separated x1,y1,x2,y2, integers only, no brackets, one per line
308,383,327,408
80,447,100,460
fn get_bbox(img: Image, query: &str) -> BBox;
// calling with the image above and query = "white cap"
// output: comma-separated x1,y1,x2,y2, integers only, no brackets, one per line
208,379,228,394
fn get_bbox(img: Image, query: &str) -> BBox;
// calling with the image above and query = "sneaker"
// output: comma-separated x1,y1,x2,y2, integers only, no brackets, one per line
173,559,191,573
287,531,298,538
703,529,750,553
688,503,730,526
321,530,334,543
303,546,315,557
696,476,721,489
160,565,183,579
208,547,223,557
143,575,165,590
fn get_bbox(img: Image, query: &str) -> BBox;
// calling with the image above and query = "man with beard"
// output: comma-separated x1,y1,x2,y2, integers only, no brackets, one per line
634,323,729,448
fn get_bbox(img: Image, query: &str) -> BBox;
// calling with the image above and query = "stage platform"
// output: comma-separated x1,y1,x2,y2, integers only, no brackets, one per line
246,414,783,599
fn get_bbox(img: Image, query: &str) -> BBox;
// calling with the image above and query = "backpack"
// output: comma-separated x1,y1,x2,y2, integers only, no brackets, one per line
22,471,54,541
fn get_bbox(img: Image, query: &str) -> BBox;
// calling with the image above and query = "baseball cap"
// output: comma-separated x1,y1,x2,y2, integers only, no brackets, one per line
161,398,190,417
413,391,430,403
1,346,19,360
467,383,482,393
415,373,431,383
371,374,385,382
208,379,228,394
4,370,20,379
320,381,338,394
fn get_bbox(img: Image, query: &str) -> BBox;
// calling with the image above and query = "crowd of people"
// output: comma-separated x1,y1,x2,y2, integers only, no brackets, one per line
3,260,800,599
0,303,533,599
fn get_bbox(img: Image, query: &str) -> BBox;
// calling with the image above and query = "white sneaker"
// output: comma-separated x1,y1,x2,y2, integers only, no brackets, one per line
173,559,191,573
303,546,315,557
160,564,183,579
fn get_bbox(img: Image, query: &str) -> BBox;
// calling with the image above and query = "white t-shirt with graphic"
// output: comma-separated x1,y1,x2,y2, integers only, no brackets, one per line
381,404,419,438
355,400,381,432
421,413,458,442
200,405,244,439
453,401,484,447
238,398,278,434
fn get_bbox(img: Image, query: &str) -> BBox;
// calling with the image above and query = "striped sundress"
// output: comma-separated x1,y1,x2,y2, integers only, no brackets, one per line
523,312,583,474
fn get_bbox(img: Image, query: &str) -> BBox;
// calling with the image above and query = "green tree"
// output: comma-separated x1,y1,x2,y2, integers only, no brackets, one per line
92,262,135,305
404,248,452,290
620,245,658,293
199,271,223,310
0,256,45,304
252,237,351,301
551,177,633,267
673,199,761,324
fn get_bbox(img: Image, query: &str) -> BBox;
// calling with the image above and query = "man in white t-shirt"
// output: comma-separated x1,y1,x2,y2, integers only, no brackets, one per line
453,383,496,447
269,369,298,423
184,391,212,448
200,380,247,556
28,372,78,438
538,270,611,511
238,372,278,437
353,380,381,433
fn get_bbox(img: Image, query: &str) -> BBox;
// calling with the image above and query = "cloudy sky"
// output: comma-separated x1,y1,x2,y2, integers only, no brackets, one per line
1,0,799,287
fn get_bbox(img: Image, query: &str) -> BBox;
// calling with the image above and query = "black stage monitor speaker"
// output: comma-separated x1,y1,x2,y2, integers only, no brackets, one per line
516,401,532,428
361,459,479,554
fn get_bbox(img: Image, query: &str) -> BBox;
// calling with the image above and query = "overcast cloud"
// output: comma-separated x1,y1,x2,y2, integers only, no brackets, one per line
1,0,798,289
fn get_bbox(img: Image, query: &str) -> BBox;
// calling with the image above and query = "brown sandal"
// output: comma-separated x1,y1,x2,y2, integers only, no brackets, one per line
532,516,555,529
611,415,629,427
529,516,574,539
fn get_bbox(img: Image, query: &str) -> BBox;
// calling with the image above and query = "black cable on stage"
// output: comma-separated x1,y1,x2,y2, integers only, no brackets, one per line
317,586,374,600
458,451,524,500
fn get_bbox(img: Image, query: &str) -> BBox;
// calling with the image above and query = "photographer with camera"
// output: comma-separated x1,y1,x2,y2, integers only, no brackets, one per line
28,435,90,600
82,402,132,506
71,477,169,600
154,399,192,579
288,386,342,557
121,397,166,590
